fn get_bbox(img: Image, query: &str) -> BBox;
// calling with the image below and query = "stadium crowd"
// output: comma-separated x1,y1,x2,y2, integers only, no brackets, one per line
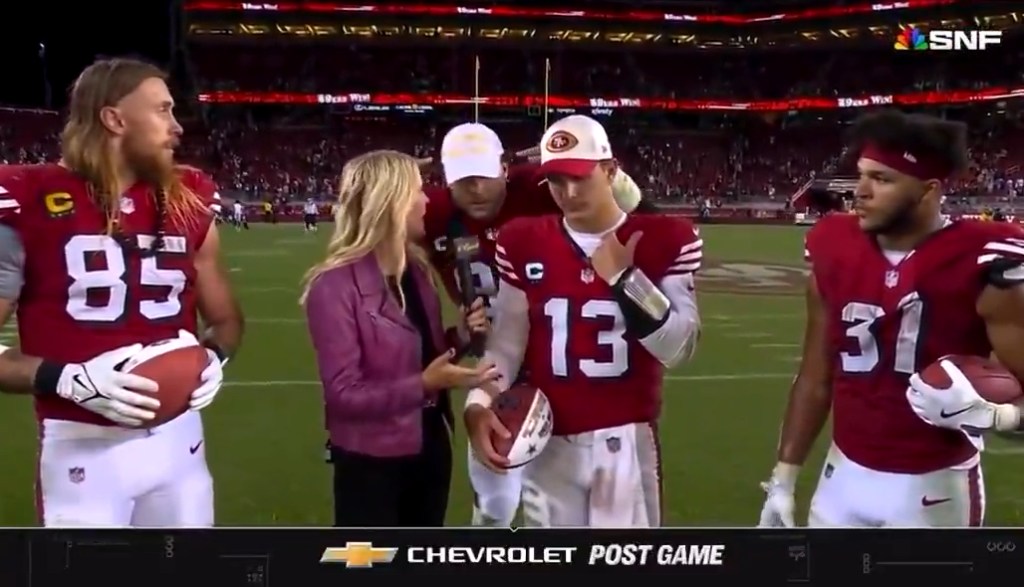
2,45,1023,205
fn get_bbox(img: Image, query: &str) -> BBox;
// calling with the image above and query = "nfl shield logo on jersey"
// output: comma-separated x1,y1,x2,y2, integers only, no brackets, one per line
485,228,498,241
581,268,595,283
884,269,899,289
68,467,85,484
119,196,135,214
606,437,621,453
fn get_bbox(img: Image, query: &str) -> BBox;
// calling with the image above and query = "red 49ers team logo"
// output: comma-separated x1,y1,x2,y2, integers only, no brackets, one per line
546,131,578,153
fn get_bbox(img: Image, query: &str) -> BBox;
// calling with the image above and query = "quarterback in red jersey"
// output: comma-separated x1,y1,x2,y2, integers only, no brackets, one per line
0,58,244,527
758,110,1024,528
426,122,646,527
463,115,702,527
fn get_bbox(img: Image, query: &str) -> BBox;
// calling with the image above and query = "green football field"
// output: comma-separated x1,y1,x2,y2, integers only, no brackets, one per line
1,223,1023,527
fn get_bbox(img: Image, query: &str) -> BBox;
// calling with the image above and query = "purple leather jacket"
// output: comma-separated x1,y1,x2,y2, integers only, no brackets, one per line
305,254,447,457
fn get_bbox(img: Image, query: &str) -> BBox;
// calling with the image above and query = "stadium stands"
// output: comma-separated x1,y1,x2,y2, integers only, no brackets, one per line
2,43,1023,206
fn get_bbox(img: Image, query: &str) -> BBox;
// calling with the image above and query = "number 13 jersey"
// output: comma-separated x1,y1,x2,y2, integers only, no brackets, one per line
807,213,1024,474
0,163,220,425
495,213,702,435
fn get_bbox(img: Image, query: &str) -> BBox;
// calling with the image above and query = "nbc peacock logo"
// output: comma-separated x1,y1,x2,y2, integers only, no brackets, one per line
894,26,928,50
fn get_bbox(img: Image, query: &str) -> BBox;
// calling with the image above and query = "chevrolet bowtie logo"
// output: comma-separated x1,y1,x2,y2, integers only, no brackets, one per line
320,542,399,568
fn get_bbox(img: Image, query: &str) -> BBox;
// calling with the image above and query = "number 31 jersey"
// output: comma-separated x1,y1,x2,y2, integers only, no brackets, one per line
495,213,702,435
0,163,219,425
807,213,1024,474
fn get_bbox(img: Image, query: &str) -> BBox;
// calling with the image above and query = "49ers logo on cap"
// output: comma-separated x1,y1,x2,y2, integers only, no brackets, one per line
546,130,578,153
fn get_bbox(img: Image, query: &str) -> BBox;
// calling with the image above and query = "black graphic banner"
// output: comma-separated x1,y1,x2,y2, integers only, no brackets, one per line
0,528,1019,585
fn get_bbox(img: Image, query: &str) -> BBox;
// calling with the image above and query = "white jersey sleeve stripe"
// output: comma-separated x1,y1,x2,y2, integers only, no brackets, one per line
668,261,701,274
981,240,1024,261
0,184,19,218
677,239,702,255
666,239,702,275
494,256,515,273
495,265,520,284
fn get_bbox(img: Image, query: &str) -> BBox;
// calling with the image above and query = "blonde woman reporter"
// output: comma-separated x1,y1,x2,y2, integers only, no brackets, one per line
301,150,497,527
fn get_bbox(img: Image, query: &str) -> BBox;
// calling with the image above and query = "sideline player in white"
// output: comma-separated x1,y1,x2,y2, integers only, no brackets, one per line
303,198,320,232
232,200,249,231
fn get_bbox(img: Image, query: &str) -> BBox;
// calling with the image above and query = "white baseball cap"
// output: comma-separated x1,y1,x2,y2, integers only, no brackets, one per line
538,115,613,177
440,123,504,184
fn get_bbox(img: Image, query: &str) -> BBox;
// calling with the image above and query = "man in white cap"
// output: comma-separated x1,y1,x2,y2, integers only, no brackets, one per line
422,123,553,528
422,121,646,527
463,115,703,527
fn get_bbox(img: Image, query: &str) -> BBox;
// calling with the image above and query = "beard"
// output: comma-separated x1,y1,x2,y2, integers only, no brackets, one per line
123,132,175,186
861,195,920,235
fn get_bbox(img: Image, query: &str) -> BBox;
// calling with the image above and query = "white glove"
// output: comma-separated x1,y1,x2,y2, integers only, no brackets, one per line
907,359,1020,434
179,328,227,411
55,344,160,427
611,170,642,213
190,347,224,411
757,463,798,527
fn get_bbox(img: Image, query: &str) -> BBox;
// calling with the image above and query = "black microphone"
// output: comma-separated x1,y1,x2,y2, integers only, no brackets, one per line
452,236,485,358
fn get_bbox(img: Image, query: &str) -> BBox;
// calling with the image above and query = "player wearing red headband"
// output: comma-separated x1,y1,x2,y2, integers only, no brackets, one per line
757,110,1024,528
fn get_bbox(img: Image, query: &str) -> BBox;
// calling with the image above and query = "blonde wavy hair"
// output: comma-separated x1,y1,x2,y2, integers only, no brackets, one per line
62,58,206,235
299,150,433,306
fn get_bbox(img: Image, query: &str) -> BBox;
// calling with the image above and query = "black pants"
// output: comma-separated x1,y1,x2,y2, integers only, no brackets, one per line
331,407,452,527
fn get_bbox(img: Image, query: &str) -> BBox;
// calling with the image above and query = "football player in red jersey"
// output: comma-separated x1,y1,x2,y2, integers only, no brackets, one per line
758,110,1024,528
427,123,647,526
461,115,702,527
0,58,244,527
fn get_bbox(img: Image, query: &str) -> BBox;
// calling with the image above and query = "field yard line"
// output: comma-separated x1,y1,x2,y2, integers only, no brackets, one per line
228,250,290,257
241,287,295,293
700,292,800,299
247,318,304,324
223,373,794,387
751,343,800,348
988,445,1024,455
708,314,803,320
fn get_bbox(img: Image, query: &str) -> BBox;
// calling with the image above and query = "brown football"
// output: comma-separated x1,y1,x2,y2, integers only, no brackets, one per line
919,355,1023,404
125,344,209,428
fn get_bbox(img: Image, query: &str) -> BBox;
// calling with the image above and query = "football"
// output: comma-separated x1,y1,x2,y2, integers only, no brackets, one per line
919,355,1023,404
121,338,209,428
491,383,554,469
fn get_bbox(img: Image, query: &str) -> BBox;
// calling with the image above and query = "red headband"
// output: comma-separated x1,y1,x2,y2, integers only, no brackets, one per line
859,143,952,181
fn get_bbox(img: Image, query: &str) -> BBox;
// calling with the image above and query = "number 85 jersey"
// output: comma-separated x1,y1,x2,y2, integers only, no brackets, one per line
494,213,702,436
0,164,219,424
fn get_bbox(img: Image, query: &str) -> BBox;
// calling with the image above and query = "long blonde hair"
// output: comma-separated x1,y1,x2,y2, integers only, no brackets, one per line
61,58,205,235
299,150,432,306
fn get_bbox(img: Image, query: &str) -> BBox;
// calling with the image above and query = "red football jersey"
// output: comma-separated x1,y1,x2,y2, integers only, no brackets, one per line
423,163,558,306
807,213,1024,474
0,163,220,425
495,214,702,435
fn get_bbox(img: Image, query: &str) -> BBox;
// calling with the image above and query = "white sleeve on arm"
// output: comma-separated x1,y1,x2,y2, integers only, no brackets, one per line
0,223,25,302
465,280,530,409
638,273,700,368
